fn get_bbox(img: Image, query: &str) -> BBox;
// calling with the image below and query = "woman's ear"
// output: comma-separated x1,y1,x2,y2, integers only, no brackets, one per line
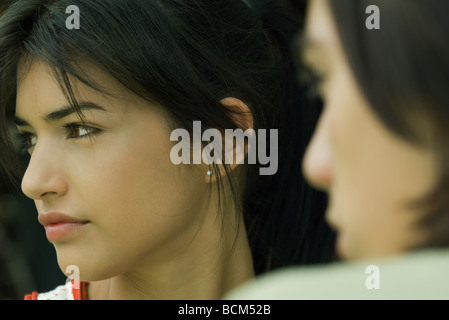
221,97,254,132
204,97,254,183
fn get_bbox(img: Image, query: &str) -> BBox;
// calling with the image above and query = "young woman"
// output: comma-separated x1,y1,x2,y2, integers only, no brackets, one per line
0,0,334,299
227,0,449,299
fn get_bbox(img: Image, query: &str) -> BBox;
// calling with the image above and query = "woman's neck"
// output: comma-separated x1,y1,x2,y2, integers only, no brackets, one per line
87,211,255,300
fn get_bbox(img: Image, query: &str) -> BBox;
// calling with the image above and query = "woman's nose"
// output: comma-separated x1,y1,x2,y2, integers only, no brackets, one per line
21,141,68,201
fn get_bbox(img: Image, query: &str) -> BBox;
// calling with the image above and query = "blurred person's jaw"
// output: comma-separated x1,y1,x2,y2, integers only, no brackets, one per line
301,0,436,261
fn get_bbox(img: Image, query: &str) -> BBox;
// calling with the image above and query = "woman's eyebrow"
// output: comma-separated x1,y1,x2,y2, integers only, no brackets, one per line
13,115,29,127
14,102,109,126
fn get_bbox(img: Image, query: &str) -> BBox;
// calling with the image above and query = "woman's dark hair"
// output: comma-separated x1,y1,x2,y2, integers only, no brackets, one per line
0,1,14,13
326,0,449,247
0,0,335,274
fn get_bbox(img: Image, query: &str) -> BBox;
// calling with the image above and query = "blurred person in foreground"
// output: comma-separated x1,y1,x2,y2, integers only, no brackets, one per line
227,0,449,299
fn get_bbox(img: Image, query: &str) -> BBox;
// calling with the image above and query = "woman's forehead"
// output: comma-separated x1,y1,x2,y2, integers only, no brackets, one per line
17,59,141,105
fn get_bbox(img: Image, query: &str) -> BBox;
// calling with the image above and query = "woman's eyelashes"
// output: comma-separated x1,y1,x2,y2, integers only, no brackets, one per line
16,123,102,155
16,131,37,155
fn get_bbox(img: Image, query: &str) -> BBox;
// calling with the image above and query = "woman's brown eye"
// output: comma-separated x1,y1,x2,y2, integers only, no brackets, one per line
69,126,82,138
27,134,37,147
66,125,97,139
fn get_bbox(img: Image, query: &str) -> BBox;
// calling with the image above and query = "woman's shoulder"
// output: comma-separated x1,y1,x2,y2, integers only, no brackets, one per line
24,281,89,300
225,249,449,300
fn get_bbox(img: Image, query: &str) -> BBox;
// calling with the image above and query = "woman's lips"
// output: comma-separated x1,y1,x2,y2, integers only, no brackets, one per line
38,212,89,242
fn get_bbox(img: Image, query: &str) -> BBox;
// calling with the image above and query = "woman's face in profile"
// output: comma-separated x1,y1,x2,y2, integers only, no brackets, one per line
15,60,213,280
301,0,438,260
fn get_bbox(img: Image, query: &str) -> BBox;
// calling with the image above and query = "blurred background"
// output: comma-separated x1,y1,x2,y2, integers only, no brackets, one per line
0,176,66,300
